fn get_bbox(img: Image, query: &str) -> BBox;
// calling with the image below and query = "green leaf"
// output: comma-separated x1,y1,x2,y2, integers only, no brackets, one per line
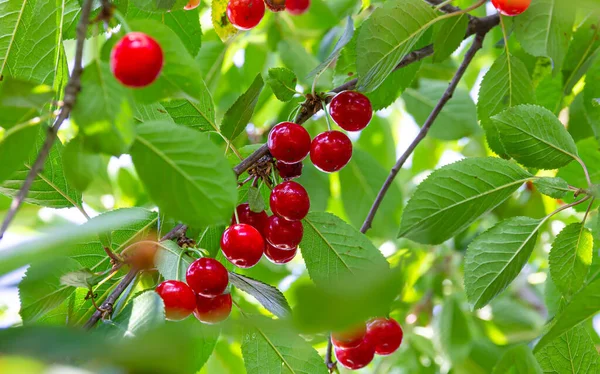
59,269,99,289
399,157,532,245
356,0,437,92
549,223,594,296
465,217,542,309
278,39,331,87
432,14,468,63
477,53,536,158
0,120,38,184
493,345,543,374
296,161,330,212
130,121,237,227
155,240,194,282
247,186,265,213
62,137,103,192
491,104,578,169
533,177,570,199
266,68,298,102
130,0,188,12
584,59,600,136
436,295,472,362
562,15,600,96
333,32,357,87
108,291,165,337
229,272,291,318
306,17,354,78
211,0,239,42
220,74,264,141
535,324,600,373
0,78,53,128
198,225,226,258
557,138,600,193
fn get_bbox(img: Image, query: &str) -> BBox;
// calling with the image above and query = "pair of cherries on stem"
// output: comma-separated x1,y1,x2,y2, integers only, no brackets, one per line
227,0,310,31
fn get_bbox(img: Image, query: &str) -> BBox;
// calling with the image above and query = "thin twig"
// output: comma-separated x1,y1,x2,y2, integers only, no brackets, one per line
161,223,188,241
0,0,95,240
325,335,336,373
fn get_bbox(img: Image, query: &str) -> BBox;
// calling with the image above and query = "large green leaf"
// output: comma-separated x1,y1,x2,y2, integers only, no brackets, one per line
229,272,291,319
154,240,194,282
106,291,165,337
535,324,600,373
0,120,38,183
220,74,264,141
493,345,542,374
398,157,532,245
0,77,53,128
432,14,468,63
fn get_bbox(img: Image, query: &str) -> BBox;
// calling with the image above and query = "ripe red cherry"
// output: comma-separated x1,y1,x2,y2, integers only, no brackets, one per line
310,131,352,173
186,258,229,297
111,32,163,88
330,91,373,131
334,339,375,370
193,293,232,324
491,0,531,16
155,280,196,321
264,243,297,264
226,0,265,30
264,216,303,250
184,0,200,10
285,0,310,15
231,203,269,235
270,181,310,221
332,324,367,349
268,122,311,164
366,318,404,355
221,223,264,268
276,160,303,179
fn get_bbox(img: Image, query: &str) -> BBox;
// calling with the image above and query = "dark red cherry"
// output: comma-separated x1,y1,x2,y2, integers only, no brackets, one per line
264,216,303,250
276,160,303,179
111,32,163,88
330,91,373,132
285,0,310,15
310,131,352,173
267,122,311,164
155,280,196,321
231,203,269,235
366,318,404,355
193,293,232,324
221,223,264,268
491,0,531,16
186,258,229,298
332,324,367,349
264,243,297,264
334,339,375,370
184,0,200,10
265,0,285,11
270,181,310,221
226,0,265,30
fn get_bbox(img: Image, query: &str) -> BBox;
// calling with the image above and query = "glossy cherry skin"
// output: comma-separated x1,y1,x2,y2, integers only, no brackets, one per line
285,0,310,15
270,181,310,221
193,293,232,324
330,91,373,132
332,324,367,349
184,0,200,10
334,339,375,370
310,131,352,173
221,223,264,268
231,203,269,235
276,160,303,179
491,0,531,16
366,318,404,355
155,280,196,321
265,0,285,11
268,122,311,164
111,32,163,88
264,216,303,250
186,258,229,297
227,0,265,30
264,243,297,264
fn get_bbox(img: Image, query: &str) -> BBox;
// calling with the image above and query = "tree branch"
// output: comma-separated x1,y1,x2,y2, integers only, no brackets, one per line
0,0,95,240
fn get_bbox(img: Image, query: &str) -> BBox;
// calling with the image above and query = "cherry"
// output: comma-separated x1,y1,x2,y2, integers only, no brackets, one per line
264,243,297,264
265,0,286,11
184,0,200,10
264,216,303,250
194,293,232,324
268,122,311,164
231,203,269,235
221,223,264,268
155,280,196,321
365,318,404,355
332,324,367,349
285,0,310,15
111,32,163,88
330,91,373,132
276,160,303,179
186,258,229,298
226,0,265,30
270,181,310,221
334,339,375,370
491,0,531,16
310,131,352,173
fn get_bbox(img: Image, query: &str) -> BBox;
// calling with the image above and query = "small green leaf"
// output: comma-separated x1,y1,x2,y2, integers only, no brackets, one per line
221,74,264,141
533,177,570,198
59,269,97,289
306,17,354,78
493,345,542,374
0,78,53,128
155,241,194,282
535,324,600,373
266,68,298,102
432,14,468,63
549,223,594,296
247,186,265,213
62,137,103,192
229,273,291,318
211,0,239,42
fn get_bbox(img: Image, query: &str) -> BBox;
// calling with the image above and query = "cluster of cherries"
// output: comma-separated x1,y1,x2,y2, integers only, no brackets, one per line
227,0,310,31
332,318,404,370
491,0,530,15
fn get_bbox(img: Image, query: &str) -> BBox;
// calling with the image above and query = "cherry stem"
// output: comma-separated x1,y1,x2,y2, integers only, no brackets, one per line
113,10,133,34
234,207,240,225
322,100,333,131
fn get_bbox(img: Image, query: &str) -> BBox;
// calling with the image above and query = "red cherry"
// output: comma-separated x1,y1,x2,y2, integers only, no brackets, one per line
231,203,269,235
264,243,297,264
186,258,229,297
270,181,310,221
268,122,311,164
110,32,163,88
332,324,367,349
184,0,200,10
264,216,303,250
491,0,531,16
276,160,303,179
310,131,352,173
366,318,404,355
221,223,264,268
226,0,265,30
334,339,375,370
330,91,373,132
285,0,310,15
155,280,196,321
193,293,232,324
